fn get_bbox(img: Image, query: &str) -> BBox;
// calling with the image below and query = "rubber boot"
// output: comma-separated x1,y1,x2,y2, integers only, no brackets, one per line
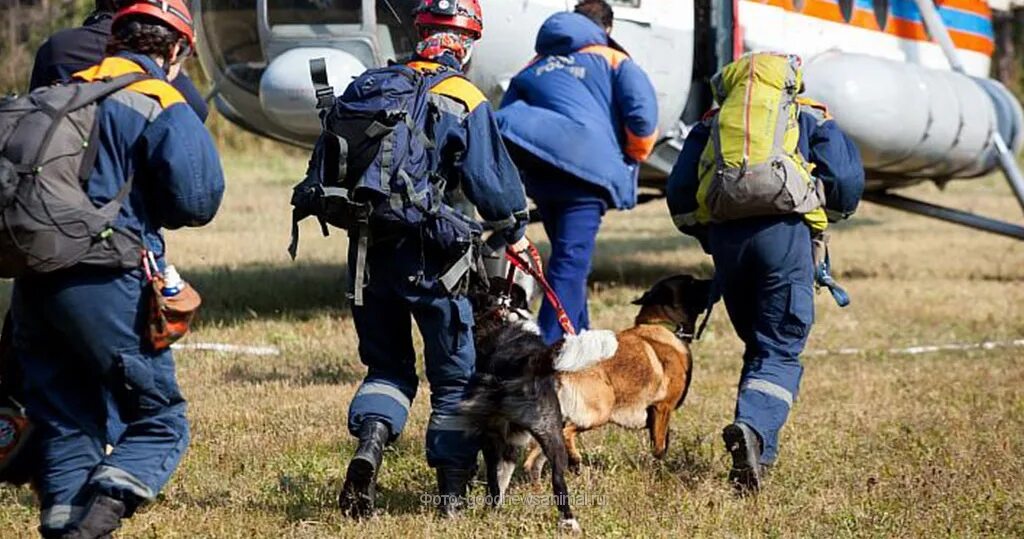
435,467,473,518
722,422,764,494
338,419,390,519
59,494,125,539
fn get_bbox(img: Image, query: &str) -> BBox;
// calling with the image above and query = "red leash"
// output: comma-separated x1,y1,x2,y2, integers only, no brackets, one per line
505,244,576,336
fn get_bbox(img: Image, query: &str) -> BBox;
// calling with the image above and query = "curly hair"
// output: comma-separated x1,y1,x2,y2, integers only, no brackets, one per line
106,15,183,65
574,0,614,29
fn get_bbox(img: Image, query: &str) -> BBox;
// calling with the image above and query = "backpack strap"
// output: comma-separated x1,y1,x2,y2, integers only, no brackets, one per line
309,58,336,110
32,73,150,173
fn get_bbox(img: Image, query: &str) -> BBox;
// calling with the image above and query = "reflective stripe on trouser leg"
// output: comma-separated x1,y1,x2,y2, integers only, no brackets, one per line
348,379,415,438
40,505,85,532
89,465,155,501
99,348,190,510
426,412,478,468
711,216,814,467
414,294,479,468
346,250,419,441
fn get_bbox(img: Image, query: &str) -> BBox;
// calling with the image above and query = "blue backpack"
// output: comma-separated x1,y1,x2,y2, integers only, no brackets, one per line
290,60,482,304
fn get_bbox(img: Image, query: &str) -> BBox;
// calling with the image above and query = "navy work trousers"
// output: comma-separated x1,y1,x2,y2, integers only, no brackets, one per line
532,197,605,345
11,267,189,537
346,236,478,469
709,215,815,465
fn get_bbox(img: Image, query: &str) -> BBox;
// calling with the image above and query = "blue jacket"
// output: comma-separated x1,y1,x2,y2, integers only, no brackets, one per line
497,12,659,210
74,53,224,258
409,55,529,243
667,102,864,249
30,12,209,122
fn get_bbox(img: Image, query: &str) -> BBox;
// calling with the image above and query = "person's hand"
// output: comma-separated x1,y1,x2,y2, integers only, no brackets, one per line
508,236,531,254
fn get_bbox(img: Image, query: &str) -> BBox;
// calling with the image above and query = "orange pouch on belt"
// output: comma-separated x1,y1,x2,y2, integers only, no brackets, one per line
147,278,202,351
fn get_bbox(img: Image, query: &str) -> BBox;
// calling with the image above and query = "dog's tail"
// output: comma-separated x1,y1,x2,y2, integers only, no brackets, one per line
553,330,618,373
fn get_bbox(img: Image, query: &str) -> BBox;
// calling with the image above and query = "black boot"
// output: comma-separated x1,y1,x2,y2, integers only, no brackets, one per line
722,422,764,494
435,467,473,518
339,420,390,519
59,494,125,539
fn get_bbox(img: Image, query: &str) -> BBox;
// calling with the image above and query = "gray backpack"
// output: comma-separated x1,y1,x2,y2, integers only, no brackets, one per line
0,74,148,278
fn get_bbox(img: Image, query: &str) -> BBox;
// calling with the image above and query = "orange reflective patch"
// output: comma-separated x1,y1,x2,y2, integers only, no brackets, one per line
73,57,185,108
125,80,185,108
579,45,630,70
408,61,487,111
407,60,443,73
796,96,832,119
625,128,659,162
73,56,146,82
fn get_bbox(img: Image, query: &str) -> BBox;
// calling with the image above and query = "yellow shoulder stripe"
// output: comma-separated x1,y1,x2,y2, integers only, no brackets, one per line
796,97,832,120
430,76,487,112
72,56,185,109
123,79,185,108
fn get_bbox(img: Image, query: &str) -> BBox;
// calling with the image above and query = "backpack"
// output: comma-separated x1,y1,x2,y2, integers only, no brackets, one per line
289,59,483,305
698,53,826,231
0,74,148,278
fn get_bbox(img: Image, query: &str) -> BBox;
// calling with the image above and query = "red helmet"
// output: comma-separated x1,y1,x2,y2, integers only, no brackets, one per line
414,0,483,39
114,0,196,51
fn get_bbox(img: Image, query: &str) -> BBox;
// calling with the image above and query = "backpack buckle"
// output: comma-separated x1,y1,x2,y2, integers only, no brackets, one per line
309,58,335,110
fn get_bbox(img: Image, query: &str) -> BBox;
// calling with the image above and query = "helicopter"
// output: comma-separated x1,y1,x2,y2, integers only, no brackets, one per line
194,0,1024,239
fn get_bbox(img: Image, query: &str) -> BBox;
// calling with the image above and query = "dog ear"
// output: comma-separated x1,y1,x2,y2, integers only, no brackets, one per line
633,278,676,306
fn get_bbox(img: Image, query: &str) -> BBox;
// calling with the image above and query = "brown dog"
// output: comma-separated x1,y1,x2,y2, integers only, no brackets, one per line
525,275,712,477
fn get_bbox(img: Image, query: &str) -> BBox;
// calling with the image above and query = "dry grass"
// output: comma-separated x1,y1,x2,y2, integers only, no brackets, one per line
1,147,1023,537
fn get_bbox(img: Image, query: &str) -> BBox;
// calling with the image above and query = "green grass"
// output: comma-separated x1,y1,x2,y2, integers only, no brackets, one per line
1,148,1023,537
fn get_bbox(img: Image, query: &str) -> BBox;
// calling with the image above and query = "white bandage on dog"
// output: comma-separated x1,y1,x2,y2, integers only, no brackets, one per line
554,330,618,372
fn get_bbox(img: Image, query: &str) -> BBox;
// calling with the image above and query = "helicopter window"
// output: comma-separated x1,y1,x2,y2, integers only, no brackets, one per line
202,0,266,94
873,0,888,29
378,0,419,60
268,0,362,25
838,0,854,22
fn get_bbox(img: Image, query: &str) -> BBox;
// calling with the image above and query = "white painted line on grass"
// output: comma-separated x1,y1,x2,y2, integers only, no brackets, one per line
171,342,281,356
808,339,1024,357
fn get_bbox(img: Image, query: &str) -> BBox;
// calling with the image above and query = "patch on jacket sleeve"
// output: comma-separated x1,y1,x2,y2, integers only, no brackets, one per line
430,76,487,112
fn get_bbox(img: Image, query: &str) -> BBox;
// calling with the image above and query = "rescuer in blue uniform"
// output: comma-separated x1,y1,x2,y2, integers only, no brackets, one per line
667,96,864,492
335,0,531,519
30,0,209,122
497,0,659,344
12,1,224,536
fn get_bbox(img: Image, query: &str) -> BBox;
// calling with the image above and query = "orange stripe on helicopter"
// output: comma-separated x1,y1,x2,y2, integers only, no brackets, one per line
757,0,994,55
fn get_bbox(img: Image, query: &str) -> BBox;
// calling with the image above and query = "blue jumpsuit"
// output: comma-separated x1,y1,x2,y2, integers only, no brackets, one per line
342,55,528,469
12,54,224,536
667,105,863,465
497,13,659,344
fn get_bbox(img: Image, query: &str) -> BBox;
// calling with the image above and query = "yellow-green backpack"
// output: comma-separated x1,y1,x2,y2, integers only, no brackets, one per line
696,52,827,232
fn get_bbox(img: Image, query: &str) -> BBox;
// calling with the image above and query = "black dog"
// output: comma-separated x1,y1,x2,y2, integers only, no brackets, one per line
461,278,617,533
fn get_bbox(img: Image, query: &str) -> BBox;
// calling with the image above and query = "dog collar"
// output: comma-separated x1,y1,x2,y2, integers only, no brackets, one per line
644,321,694,343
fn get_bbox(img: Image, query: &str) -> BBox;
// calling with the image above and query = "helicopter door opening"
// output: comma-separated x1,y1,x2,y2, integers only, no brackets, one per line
255,0,421,140
260,0,418,64
682,0,717,125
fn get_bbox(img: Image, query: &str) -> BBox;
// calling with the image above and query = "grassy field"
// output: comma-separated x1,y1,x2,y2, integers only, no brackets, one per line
1,147,1023,538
